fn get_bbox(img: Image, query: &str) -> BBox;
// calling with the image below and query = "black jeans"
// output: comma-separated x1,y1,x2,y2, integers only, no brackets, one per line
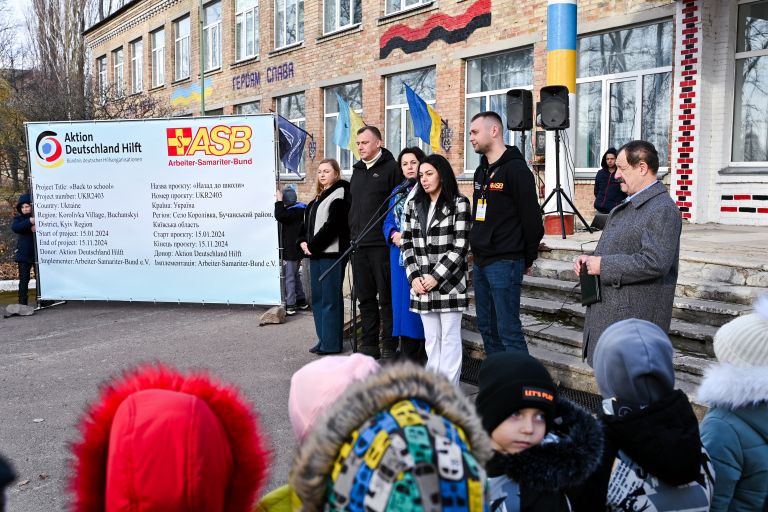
352,246,395,351
18,261,32,305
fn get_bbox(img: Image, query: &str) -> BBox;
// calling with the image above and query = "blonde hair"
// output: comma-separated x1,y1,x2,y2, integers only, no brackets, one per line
315,159,342,197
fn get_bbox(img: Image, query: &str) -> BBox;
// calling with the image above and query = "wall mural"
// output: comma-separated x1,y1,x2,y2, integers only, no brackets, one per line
379,0,491,59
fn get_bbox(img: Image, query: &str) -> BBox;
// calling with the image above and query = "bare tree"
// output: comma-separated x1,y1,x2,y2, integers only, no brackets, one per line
90,83,174,120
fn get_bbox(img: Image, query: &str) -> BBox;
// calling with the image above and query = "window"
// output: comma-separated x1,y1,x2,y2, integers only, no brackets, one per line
112,47,124,97
235,101,261,114
385,0,430,16
275,0,304,49
575,21,673,173
732,1,768,163
385,67,436,158
236,0,259,61
324,82,362,172
97,56,107,100
324,0,361,34
276,92,305,175
174,16,190,80
203,2,222,71
151,29,165,87
130,39,143,94
465,48,534,172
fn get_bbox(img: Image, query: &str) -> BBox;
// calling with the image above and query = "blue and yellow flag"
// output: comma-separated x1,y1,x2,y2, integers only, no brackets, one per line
404,83,442,152
333,94,366,159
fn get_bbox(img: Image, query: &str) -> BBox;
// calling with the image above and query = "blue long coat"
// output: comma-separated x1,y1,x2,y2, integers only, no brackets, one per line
382,186,424,339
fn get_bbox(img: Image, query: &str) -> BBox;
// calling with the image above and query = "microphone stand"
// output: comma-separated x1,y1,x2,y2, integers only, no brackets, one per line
319,186,410,353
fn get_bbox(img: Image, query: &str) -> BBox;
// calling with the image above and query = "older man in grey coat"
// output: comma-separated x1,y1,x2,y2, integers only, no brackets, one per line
574,140,682,366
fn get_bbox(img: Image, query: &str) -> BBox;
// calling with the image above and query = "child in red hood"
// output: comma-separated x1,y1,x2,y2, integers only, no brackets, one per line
69,363,270,512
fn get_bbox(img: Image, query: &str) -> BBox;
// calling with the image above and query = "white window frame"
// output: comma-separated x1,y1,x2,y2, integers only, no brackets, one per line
130,38,143,94
235,0,259,61
274,0,304,49
97,56,107,100
385,0,431,16
203,2,222,72
112,47,124,97
385,67,436,159
174,16,191,81
276,92,306,177
575,66,672,177
729,0,768,167
323,82,362,174
323,0,361,35
151,29,165,87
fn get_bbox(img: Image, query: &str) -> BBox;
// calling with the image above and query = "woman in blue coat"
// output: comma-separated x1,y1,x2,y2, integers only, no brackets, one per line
382,147,426,364
11,193,35,305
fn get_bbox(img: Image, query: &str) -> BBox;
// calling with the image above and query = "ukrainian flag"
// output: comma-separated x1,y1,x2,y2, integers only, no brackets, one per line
404,83,441,153
333,93,366,159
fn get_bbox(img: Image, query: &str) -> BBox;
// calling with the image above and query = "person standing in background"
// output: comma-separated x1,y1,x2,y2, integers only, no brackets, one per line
275,185,307,316
11,193,35,306
593,148,626,214
383,147,427,364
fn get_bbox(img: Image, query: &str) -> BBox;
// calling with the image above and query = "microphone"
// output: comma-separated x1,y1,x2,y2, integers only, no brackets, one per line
395,177,417,193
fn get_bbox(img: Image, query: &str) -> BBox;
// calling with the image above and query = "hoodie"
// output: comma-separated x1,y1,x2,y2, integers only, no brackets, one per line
470,146,543,267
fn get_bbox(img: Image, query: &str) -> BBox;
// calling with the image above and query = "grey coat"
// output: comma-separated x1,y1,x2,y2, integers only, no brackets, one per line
583,180,682,364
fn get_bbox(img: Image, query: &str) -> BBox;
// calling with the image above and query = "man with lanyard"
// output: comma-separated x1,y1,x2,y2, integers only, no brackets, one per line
468,111,544,355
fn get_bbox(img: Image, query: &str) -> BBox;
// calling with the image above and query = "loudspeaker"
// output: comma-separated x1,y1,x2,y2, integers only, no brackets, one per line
506,89,533,131
539,85,569,130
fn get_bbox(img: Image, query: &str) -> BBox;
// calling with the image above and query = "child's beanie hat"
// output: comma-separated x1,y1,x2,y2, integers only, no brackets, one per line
714,294,768,368
282,186,298,207
475,352,557,434
288,354,380,442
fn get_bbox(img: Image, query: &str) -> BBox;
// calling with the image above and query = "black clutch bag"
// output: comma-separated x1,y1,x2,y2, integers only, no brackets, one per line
580,262,601,306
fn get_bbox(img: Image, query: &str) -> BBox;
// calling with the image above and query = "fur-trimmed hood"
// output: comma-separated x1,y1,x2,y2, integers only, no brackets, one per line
697,363,768,409
289,362,493,511
486,397,604,491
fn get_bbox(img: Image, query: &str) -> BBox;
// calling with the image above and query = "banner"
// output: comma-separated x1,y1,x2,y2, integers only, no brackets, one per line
26,115,281,305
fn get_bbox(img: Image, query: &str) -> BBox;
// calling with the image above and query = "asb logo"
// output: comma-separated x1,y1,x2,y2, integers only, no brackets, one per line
35,131,64,169
166,125,252,157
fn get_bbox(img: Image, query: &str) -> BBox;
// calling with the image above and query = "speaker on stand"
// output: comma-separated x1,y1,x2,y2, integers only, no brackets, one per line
538,85,592,238
506,89,533,152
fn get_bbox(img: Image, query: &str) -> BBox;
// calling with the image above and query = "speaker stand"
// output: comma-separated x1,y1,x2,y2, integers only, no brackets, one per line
540,130,592,239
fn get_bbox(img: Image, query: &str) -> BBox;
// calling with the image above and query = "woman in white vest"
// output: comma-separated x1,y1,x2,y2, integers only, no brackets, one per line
298,159,350,355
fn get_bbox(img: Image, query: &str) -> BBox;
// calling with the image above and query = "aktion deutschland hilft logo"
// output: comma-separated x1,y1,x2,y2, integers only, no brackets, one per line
35,131,64,169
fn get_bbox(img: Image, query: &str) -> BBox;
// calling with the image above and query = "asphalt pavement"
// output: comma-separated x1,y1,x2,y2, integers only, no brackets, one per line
0,301,321,511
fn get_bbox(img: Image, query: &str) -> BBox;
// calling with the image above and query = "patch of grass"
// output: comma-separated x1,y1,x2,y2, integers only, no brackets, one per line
0,289,36,305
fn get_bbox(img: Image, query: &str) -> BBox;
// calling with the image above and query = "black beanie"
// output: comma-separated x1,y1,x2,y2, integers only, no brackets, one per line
476,352,557,434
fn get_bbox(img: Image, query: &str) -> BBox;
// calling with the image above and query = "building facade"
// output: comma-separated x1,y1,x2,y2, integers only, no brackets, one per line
84,0,768,226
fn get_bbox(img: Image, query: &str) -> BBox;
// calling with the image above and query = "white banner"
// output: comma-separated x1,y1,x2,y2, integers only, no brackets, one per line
26,115,281,305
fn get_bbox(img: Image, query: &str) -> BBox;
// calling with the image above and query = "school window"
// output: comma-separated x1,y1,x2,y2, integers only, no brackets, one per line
203,2,222,71
274,0,304,49
385,0,430,16
324,0,361,34
732,0,768,164
151,28,165,87
174,16,190,80
276,92,306,175
385,67,435,158
130,39,143,94
575,20,673,174
112,47,124,97
234,100,261,114
97,56,107,100
465,48,534,173
236,0,259,61
324,82,362,172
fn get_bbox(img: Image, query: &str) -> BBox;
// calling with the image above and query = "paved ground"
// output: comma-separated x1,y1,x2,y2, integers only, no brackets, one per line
0,302,323,511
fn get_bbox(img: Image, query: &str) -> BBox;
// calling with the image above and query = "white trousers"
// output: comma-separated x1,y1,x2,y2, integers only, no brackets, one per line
420,311,463,386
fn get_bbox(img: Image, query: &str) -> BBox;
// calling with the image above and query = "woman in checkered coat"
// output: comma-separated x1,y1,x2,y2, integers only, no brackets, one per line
401,153,471,386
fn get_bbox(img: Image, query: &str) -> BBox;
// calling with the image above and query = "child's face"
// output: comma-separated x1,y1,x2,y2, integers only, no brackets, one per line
21,204,32,215
490,408,547,455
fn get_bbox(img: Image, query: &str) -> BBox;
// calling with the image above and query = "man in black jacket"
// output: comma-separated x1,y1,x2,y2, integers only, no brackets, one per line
468,112,544,355
349,126,403,359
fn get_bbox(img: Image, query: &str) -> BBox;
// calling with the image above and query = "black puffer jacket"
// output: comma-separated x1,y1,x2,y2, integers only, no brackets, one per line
486,397,604,512
12,193,35,264
348,148,402,247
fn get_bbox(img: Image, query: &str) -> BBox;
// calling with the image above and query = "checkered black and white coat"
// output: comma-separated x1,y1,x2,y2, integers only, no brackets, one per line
401,194,471,313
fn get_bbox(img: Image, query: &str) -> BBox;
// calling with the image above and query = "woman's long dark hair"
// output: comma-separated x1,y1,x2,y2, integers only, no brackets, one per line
397,146,426,168
413,154,461,213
